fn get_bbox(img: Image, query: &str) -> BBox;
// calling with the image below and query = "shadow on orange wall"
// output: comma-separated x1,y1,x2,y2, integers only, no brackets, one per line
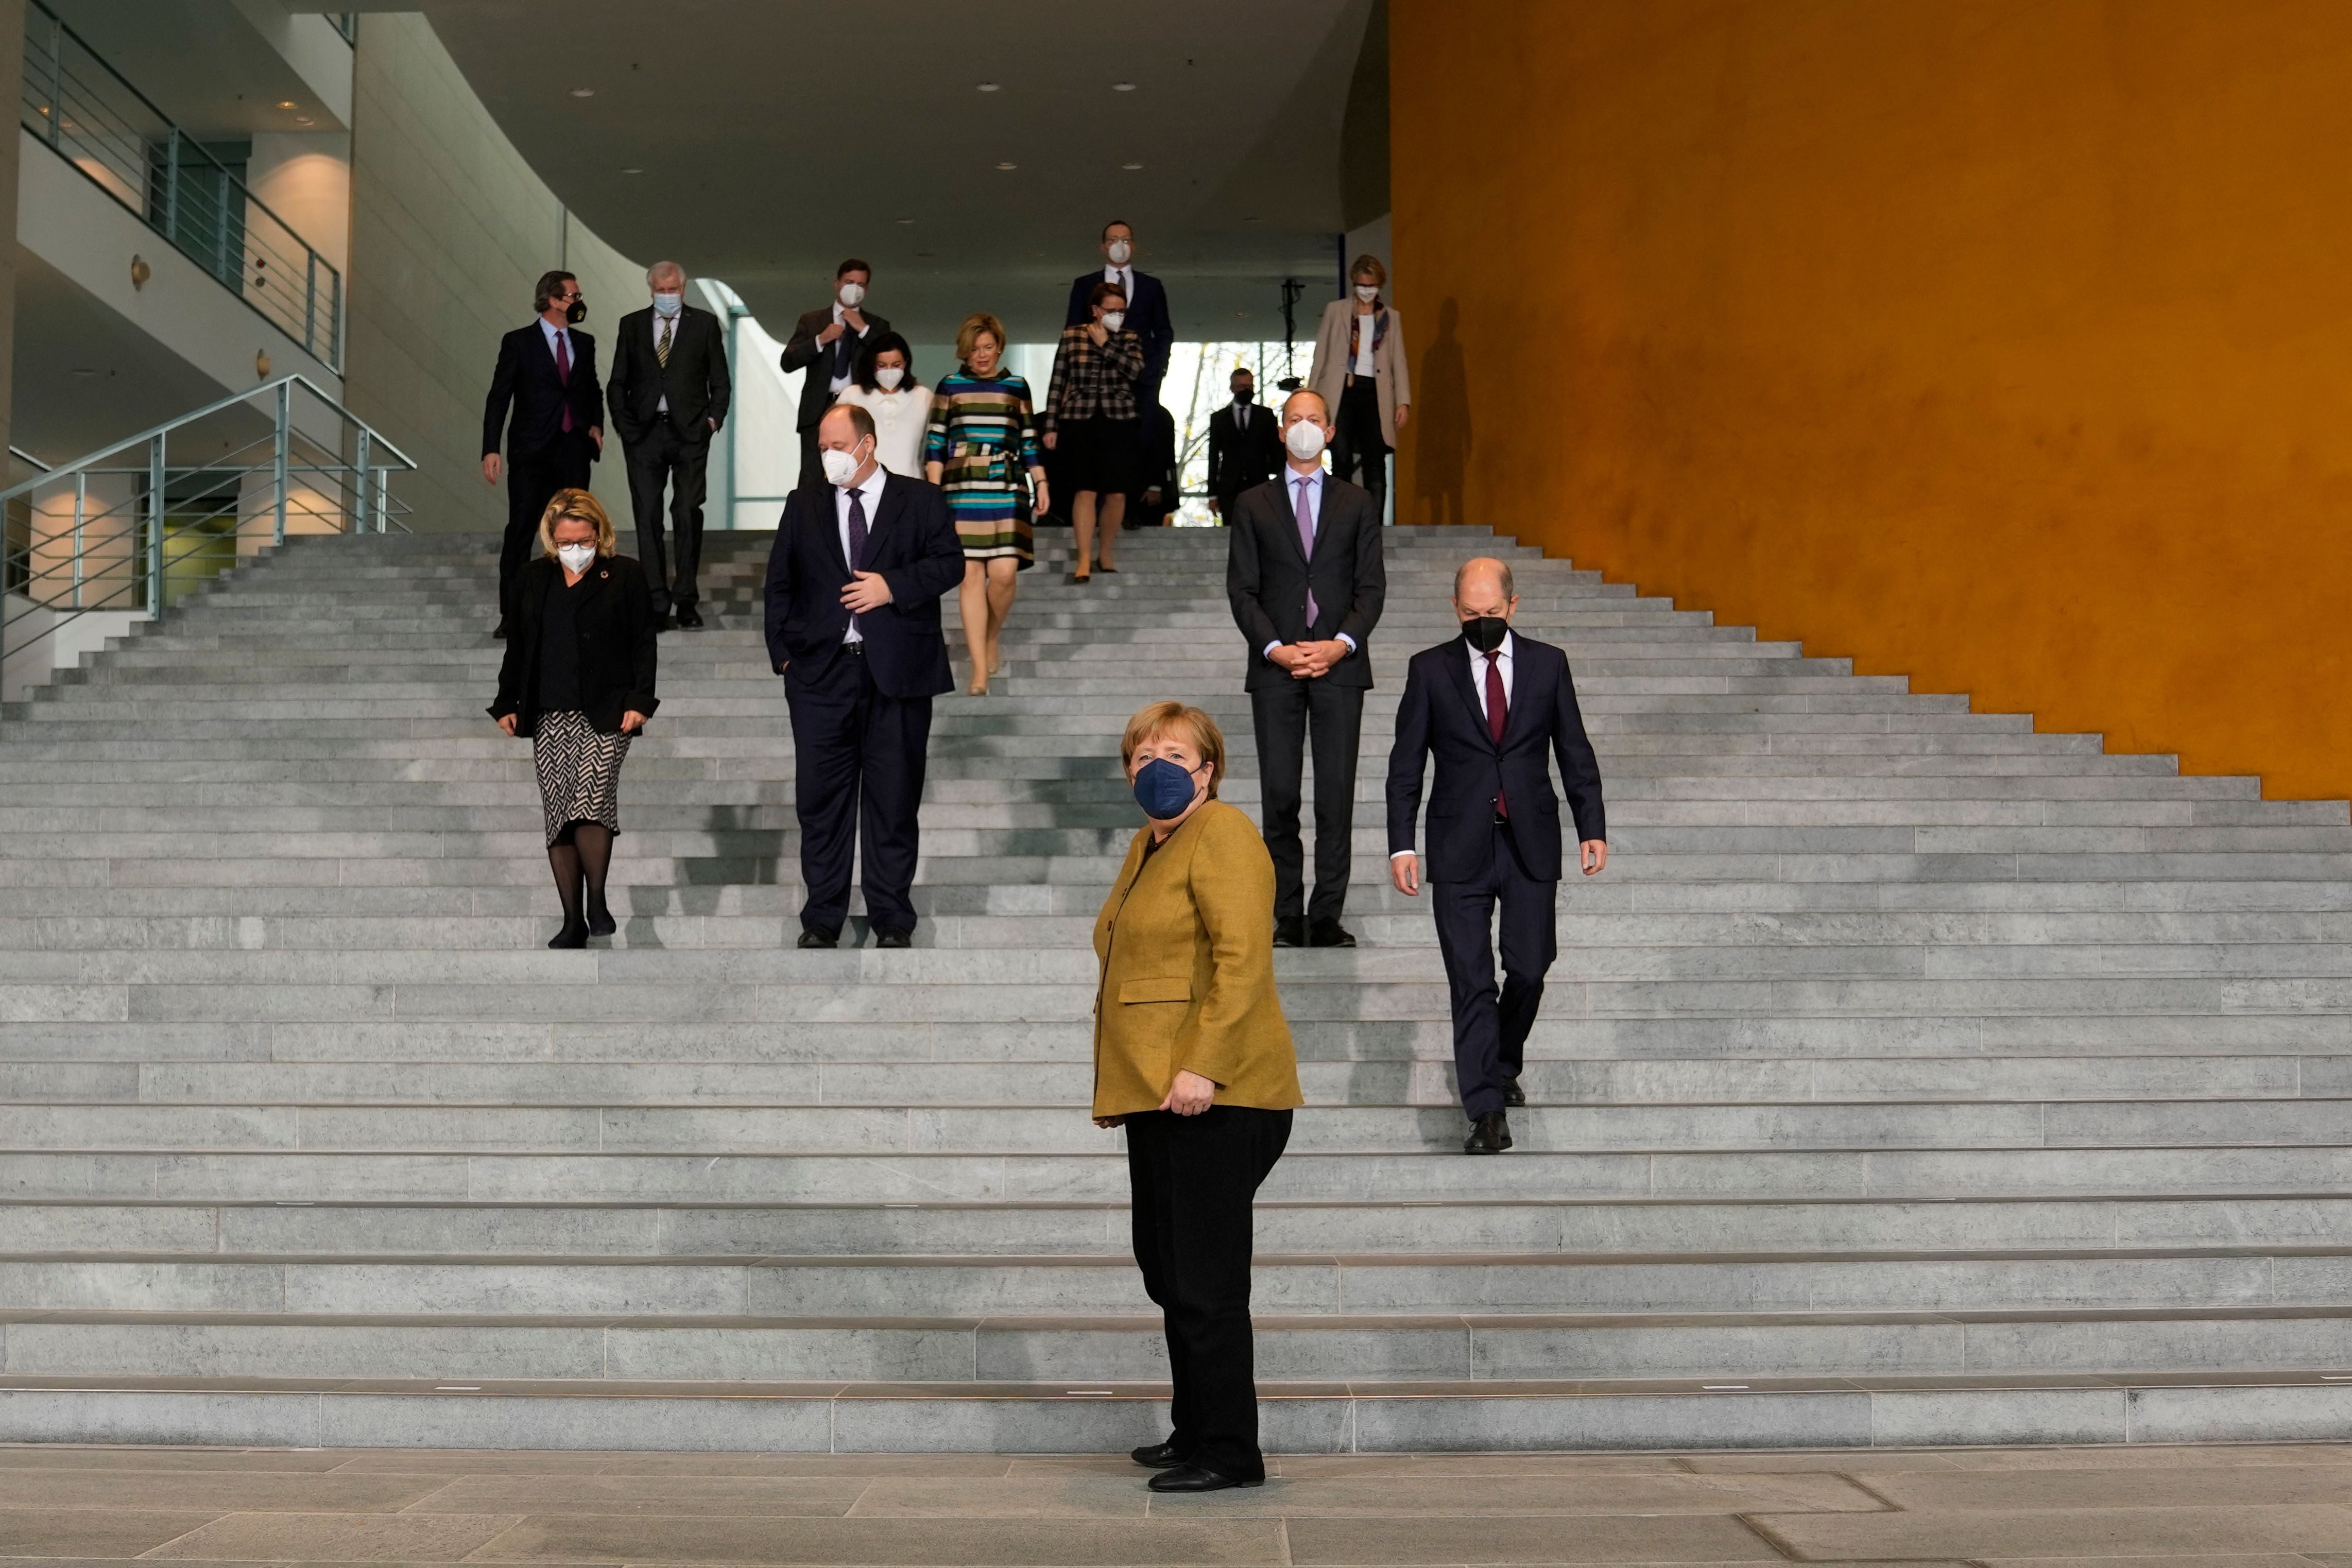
1392,0,2352,799
1409,298,1471,528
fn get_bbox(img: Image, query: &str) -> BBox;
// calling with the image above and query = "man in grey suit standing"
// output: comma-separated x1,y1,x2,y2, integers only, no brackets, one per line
1225,390,1386,948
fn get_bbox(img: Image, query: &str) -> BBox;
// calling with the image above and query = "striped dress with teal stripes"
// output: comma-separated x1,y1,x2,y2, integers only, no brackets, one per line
922,370,1042,566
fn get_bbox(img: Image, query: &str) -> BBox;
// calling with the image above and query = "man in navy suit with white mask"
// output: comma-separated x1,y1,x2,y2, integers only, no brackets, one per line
763,403,964,950
1386,557,1608,1155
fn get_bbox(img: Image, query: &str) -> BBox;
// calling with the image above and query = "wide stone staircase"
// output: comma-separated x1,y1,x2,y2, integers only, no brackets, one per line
2,522,2350,1453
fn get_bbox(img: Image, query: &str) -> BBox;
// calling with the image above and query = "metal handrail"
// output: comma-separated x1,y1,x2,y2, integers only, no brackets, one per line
2,375,416,678
17,0,344,369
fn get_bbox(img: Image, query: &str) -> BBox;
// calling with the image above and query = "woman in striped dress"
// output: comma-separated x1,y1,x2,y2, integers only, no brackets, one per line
925,312,1049,697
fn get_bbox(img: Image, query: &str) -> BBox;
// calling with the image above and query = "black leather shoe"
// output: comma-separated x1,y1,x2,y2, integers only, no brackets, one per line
1502,1077,1526,1108
585,902,617,938
653,613,679,633
796,927,838,949
492,619,510,641
874,928,913,949
1464,1110,1513,1155
1308,919,1357,948
676,606,705,629
1272,917,1308,948
1130,1441,1189,1470
1147,1463,1261,1493
547,922,588,950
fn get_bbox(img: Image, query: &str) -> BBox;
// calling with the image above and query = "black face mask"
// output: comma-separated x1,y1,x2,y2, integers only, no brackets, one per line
1232,388,1254,405
564,298,588,324
1462,616,1509,653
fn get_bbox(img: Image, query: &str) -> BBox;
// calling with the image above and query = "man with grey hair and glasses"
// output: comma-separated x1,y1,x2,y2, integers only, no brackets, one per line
1386,556,1608,1155
607,261,732,628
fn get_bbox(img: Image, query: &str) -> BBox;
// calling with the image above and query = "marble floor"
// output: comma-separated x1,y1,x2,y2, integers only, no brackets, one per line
9,1440,2352,1564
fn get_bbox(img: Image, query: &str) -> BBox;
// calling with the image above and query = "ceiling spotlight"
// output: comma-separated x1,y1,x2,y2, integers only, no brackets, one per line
620,166,643,175
570,86,595,97
295,116,314,126
1113,81,1136,91
1121,161,1144,170
976,81,1000,92
995,161,1017,170
896,217,915,225
275,100,296,109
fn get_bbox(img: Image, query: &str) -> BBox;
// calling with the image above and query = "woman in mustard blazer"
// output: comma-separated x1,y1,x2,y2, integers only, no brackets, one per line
1093,701,1302,1495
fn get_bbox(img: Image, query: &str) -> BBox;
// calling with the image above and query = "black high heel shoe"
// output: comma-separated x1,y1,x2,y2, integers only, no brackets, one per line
547,922,588,950
585,901,617,938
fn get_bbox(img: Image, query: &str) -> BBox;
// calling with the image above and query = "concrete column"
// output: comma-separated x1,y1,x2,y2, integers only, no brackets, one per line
0,0,24,461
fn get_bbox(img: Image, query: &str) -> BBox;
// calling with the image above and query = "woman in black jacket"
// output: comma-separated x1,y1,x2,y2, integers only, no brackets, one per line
489,489,659,947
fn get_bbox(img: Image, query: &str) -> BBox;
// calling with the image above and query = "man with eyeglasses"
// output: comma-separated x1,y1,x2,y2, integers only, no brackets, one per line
483,269,606,638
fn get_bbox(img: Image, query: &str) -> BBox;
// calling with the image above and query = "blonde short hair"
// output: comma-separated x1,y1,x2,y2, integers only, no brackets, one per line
1120,701,1225,799
537,488,616,559
956,312,1007,363
1351,253,1387,287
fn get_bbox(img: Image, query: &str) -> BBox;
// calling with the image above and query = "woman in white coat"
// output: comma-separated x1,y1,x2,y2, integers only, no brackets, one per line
1308,256,1410,514
834,333,928,477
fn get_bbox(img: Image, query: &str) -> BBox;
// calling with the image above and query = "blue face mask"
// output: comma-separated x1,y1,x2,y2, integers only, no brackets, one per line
1132,757,1201,820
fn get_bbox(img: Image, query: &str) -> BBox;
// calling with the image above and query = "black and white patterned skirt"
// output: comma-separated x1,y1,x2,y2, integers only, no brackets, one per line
531,709,631,845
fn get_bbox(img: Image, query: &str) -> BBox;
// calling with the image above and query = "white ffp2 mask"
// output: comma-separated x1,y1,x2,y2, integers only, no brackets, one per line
874,366,905,390
1102,311,1126,331
837,281,866,307
1284,421,1326,461
1354,284,1379,303
820,447,862,486
1106,239,1133,265
555,543,597,575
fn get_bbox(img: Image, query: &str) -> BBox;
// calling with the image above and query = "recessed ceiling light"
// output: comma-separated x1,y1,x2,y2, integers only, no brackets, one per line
570,86,595,97
896,217,915,225
1113,81,1136,91
1121,161,1143,170
620,167,642,175
976,81,1000,92
995,161,1017,170
295,116,314,125
275,100,296,109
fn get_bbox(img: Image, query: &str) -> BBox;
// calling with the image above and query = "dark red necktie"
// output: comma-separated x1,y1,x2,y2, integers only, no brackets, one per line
1485,650,1509,819
555,331,574,433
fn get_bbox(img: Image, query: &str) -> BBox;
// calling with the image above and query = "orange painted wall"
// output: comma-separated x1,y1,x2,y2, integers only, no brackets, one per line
1389,0,2352,798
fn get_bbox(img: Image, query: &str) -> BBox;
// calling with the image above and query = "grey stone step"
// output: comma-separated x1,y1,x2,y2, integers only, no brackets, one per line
18,1191,2352,1259
0,1247,2340,1318
0,1371,2339,1453
10,1304,2352,1384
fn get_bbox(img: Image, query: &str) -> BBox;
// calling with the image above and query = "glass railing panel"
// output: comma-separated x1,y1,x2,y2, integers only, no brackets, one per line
18,0,344,369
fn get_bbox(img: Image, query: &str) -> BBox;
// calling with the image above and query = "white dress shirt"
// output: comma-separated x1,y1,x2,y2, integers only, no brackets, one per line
1261,464,1356,660
831,464,887,644
1103,263,1136,305
1468,630,1516,721
1394,630,1517,862
1351,305,1382,376
536,317,573,365
651,306,681,412
829,303,868,396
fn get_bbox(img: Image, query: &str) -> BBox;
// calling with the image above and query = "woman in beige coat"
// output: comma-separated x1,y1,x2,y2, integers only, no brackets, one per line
1309,254,1411,514
1092,701,1301,1495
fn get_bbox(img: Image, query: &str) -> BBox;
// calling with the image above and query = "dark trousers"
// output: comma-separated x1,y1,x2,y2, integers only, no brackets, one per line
624,425,711,614
1250,679,1365,925
500,436,593,622
1432,821,1559,1119
1331,377,1389,511
1125,1105,1292,1482
786,645,932,937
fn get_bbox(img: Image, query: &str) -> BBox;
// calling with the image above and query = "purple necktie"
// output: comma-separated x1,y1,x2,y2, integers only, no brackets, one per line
1294,476,1319,628
845,488,869,635
554,331,574,433
1486,650,1509,818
